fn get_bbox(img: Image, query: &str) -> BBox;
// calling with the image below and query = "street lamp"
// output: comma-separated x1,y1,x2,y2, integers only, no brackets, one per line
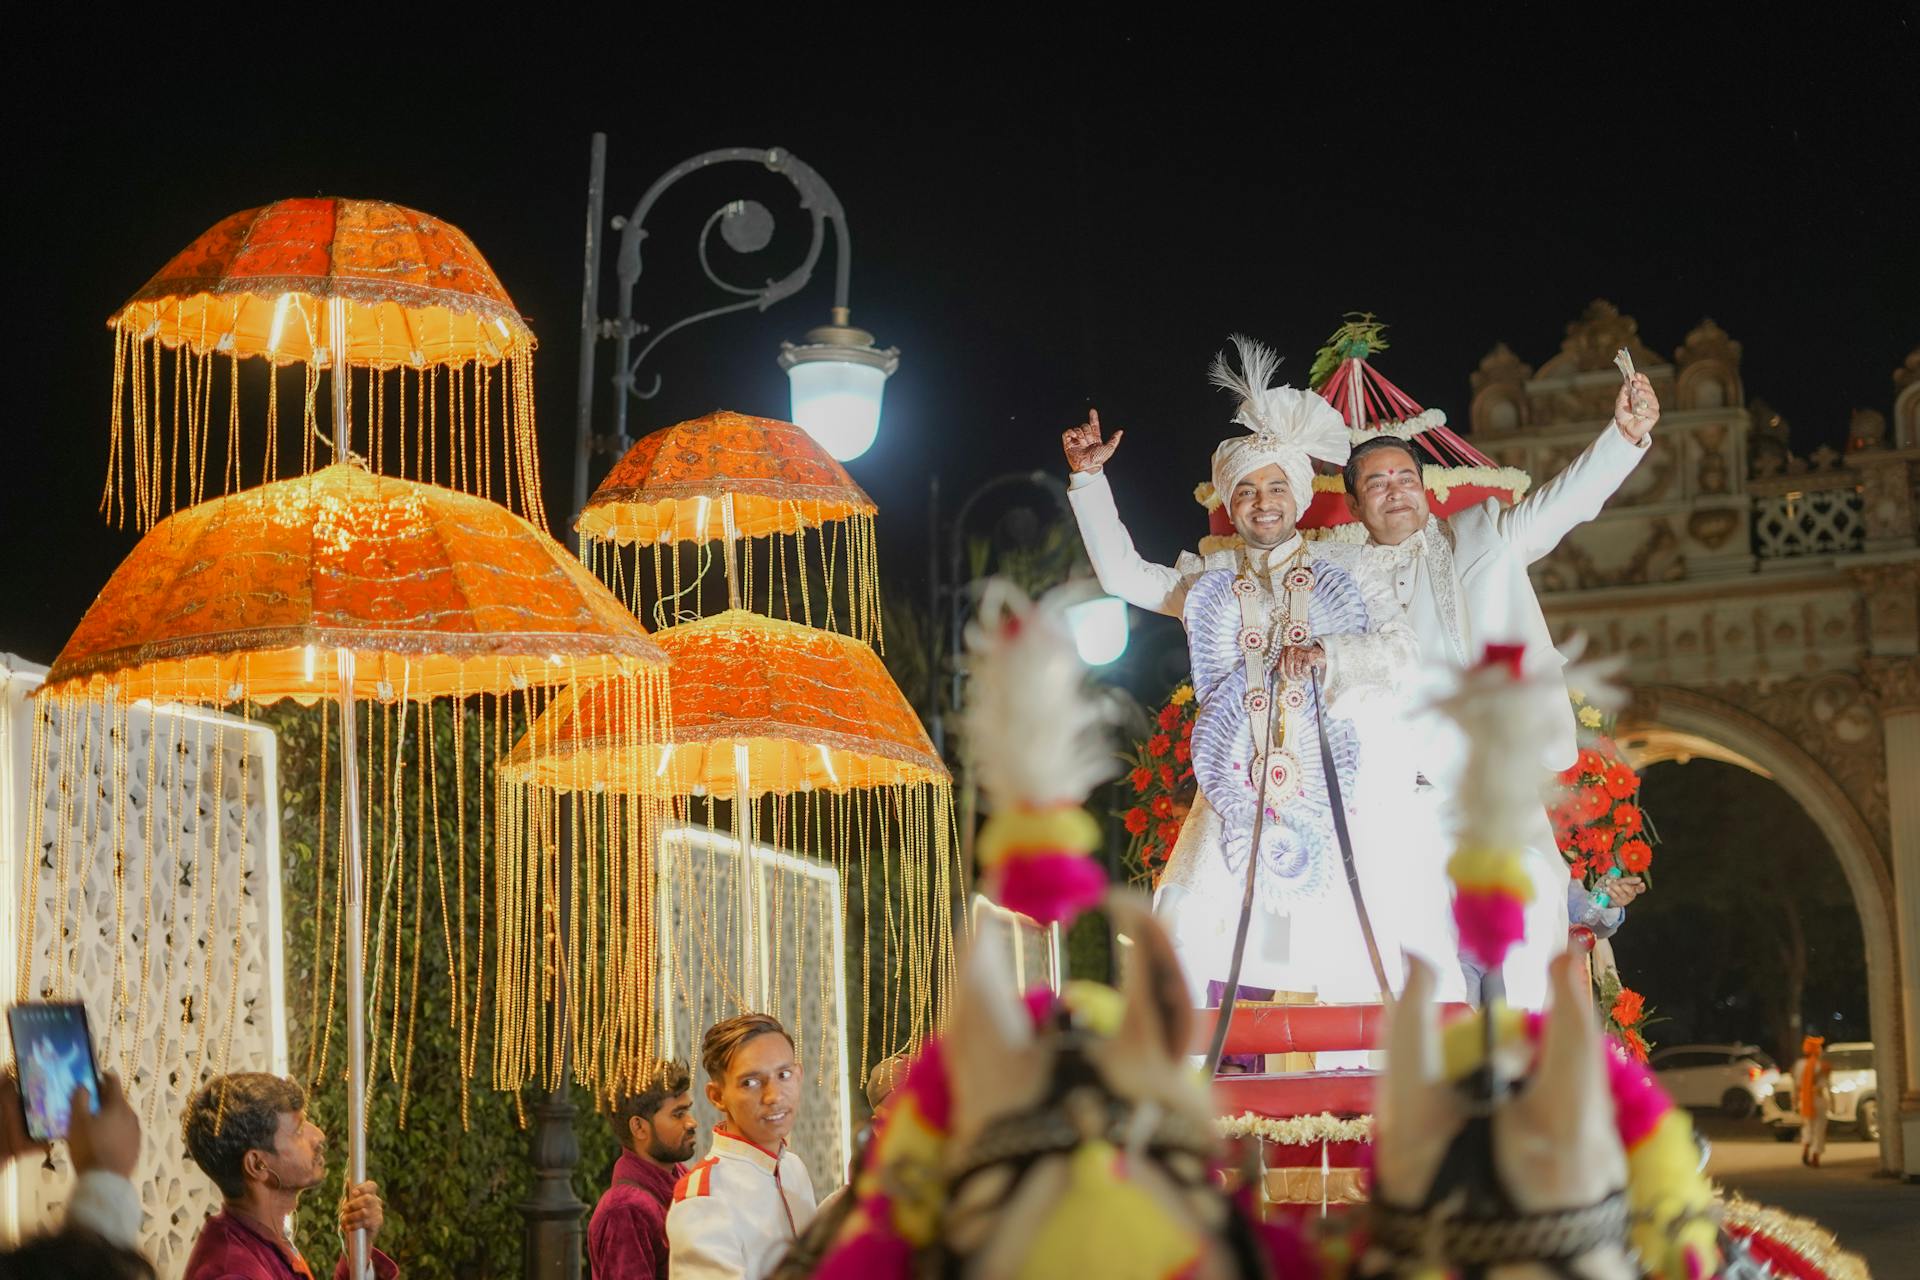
926,470,1126,889
539,134,891,1280
780,310,899,461
1066,594,1130,667
572,135,899,520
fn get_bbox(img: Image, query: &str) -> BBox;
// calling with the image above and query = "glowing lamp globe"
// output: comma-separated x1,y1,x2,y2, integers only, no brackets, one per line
778,310,900,462
1066,595,1129,667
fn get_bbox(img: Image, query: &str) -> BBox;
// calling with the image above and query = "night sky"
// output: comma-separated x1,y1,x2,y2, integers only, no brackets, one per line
6,17,1916,667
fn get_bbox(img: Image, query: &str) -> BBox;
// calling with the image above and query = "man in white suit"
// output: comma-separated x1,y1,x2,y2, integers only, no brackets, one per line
1063,371,1661,1008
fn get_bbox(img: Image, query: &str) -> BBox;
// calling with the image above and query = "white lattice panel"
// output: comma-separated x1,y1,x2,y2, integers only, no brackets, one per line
656,825,851,1195
1754,489,1865,558
1,658,286,1279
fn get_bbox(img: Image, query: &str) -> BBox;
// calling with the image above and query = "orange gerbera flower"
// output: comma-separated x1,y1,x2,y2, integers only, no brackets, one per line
1158,703,1183,731
1619,840,1653,874
1130,767,1153,794
1124,807,1149,835
1151,795,1174,819
1621,1028,1650,1063
1611,987,1646,1027
1147,733,1172,758
1612,804,1643,836
1603,763,1638,800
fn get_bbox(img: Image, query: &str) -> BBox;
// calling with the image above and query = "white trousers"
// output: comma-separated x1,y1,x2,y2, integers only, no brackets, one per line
1805,1106,1830,1159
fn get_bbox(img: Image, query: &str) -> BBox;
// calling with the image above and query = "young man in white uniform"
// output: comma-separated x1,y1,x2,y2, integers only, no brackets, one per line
668,1013,817,1280
1064,368,1660,1008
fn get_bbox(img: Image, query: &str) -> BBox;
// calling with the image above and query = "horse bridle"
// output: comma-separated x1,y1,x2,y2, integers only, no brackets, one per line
1364,1083,1631,1280
932,1019,1269,1279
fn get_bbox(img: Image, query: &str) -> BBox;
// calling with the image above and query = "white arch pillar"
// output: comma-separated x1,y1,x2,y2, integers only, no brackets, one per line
1620,686,1910,1176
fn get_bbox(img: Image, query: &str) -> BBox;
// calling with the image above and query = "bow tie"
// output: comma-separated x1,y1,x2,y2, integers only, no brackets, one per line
1385,530,1427,562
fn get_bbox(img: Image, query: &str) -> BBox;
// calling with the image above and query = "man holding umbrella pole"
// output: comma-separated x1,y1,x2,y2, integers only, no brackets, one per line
180,1071,396,1280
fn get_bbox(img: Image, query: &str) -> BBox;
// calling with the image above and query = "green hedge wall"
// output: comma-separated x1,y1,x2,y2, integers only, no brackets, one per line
269,703,619,1280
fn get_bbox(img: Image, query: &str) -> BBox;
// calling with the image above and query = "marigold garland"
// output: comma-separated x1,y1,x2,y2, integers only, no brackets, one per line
1117,683,1196,885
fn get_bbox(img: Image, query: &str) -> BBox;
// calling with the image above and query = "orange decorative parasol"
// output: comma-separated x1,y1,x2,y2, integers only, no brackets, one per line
31,463,668,1273
501,609,953,1082
104,197,545,530
507,610,936,795
578,411,882,644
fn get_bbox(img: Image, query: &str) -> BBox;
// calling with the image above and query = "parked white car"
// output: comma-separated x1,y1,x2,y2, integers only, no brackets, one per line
1649,1042,1782,1119
1762,1042,1879,1142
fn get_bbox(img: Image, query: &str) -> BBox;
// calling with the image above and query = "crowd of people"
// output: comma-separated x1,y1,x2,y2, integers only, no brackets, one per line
0,1010,860,1280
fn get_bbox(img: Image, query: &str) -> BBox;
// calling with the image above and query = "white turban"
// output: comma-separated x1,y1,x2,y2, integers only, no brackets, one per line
1208,334,1351,513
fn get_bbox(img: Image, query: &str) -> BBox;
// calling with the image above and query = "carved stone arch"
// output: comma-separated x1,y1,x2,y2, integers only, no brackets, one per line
1469,342,1532,435
1675,360,1742,411
1618,683,1906,1175
1470,383,1525,435
1673,320,1746,410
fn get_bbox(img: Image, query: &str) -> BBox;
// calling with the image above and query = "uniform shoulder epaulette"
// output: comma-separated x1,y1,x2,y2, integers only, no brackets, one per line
674,1156,719,1202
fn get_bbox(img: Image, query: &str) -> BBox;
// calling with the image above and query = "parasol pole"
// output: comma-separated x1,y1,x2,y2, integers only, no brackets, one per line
329,295,372,1280
335,648,370,1280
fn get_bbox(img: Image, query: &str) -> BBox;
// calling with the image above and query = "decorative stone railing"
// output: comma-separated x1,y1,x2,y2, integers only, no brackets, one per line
1747,447,1920,561
1750,476,1866,559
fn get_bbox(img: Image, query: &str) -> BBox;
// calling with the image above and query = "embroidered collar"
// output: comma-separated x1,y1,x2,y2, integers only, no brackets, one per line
1242,532,1304,568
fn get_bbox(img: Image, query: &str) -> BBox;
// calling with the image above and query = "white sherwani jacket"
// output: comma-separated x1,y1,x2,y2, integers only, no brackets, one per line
1067,475,1413,1008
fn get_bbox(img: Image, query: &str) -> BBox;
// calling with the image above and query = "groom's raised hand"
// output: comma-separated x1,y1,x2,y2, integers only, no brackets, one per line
1062,408,1124,474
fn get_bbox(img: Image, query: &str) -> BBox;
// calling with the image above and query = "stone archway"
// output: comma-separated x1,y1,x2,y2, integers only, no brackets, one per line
1619,685,1907,1175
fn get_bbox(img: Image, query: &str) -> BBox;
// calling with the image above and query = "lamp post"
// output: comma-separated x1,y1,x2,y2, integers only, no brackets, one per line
926,470,1128,884
572,135,899,521
528,134,894,1280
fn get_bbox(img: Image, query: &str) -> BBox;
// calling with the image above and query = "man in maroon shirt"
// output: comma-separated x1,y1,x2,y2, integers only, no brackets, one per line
178,1072,395,1280
590,1059,699,1280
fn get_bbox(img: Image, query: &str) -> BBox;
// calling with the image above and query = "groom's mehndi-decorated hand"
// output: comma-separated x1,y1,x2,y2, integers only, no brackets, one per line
1612,373,1660,444
1061,409,1124,474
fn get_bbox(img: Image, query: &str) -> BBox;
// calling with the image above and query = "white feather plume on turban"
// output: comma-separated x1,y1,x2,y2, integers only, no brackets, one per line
1208,334,1351,513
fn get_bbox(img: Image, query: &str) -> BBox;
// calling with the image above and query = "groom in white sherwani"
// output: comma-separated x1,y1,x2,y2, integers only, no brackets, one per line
1065,366,1661,1009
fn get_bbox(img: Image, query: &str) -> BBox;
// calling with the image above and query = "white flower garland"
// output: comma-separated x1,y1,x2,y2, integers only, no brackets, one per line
1217,1111,1374,1145
1344,408,1449,442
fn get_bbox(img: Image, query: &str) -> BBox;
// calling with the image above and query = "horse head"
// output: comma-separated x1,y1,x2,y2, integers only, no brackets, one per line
935,893,1255,1279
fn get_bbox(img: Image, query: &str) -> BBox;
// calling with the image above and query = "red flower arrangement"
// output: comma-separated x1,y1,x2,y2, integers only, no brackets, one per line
1598,968,1658,1062
1117,683,1197,885
1550,692,1657,901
